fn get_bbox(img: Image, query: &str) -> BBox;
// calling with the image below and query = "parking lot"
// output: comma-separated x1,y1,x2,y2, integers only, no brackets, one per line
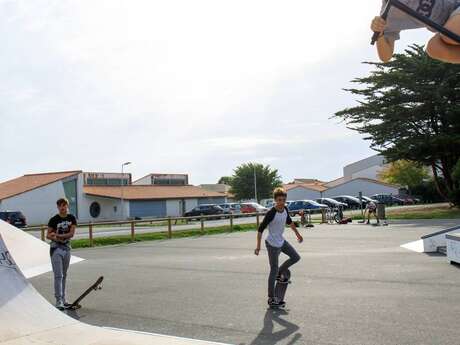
30,219,460,345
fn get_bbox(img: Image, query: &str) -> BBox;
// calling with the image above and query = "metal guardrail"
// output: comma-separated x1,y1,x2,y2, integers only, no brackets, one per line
23,212,268,247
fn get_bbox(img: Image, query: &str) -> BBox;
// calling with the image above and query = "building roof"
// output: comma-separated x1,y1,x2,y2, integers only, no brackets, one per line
284,176,400,194
0,171,81,201
323,176,351,188
324,177,400,189
293,178,326,184
283,183,328,193
83,185,225,200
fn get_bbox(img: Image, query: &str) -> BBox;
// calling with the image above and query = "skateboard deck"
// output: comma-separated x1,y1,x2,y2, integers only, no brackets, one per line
68,276,104,310
271,269,291,309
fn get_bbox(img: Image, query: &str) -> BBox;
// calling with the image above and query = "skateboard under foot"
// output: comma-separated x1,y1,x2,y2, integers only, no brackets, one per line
269,269,291,309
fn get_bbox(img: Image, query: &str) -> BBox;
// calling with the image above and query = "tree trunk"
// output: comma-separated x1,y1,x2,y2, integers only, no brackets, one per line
431,163,450,203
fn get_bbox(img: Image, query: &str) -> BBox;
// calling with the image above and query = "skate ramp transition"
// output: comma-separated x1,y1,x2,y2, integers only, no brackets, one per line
0,220,84,278
401,225,460,253
0,221,230,345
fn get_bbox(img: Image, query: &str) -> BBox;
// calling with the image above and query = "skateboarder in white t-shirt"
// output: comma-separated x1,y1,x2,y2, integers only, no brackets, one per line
254,188,303,308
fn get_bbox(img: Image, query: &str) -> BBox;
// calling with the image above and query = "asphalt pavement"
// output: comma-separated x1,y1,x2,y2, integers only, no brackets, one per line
30,219,460,345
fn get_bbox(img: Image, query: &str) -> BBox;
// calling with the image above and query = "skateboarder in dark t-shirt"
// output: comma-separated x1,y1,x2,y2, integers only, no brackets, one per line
47,198,77,310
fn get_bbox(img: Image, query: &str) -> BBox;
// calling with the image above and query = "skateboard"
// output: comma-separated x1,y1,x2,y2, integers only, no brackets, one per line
270,269,291,309
68,276,104,310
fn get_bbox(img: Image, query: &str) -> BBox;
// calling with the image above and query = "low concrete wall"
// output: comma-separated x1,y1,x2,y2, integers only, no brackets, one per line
447,233,460,264
401,225,460,253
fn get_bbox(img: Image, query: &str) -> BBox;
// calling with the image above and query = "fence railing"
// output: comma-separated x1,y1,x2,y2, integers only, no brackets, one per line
23,212,269,247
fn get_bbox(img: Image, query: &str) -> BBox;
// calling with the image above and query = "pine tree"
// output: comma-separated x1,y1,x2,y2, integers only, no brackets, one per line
335,45,460,206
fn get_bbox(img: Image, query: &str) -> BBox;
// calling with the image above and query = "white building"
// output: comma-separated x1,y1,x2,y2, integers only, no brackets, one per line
343,154,388,180
133,173,189,186
284,155,399,201
322,177,400,198
0,171,225,226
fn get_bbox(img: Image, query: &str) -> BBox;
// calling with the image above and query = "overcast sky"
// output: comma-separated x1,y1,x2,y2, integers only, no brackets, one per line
0,0,431,184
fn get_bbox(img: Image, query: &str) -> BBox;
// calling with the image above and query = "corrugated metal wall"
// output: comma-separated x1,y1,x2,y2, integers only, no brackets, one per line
129,200,167,218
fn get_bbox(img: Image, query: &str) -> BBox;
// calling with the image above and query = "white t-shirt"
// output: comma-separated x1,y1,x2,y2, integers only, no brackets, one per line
258,207,293,248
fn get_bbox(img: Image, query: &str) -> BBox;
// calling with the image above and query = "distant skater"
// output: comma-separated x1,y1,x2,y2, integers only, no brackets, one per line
47,198,77,310
366,200,380,225
254,188,303,308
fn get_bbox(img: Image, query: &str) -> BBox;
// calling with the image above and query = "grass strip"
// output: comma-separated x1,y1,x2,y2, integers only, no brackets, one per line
71,223,256,249
349,206,460,220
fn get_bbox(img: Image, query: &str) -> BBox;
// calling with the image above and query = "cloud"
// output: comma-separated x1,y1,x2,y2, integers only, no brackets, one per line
0,0,433,184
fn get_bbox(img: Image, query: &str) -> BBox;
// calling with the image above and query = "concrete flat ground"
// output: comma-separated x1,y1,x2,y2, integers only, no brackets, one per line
31,219,460,345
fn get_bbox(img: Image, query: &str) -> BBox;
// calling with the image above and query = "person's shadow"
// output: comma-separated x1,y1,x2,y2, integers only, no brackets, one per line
249,309,302,345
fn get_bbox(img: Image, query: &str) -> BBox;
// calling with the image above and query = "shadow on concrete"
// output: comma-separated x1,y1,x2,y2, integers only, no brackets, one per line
424,252,446,257
450,261,460,270
249,309,301,345
65,309,80,320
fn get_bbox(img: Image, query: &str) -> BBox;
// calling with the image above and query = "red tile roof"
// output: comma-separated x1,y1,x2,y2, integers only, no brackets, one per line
284,176,400,193
0,171,81,200
283,183,328,192
84,185,225,200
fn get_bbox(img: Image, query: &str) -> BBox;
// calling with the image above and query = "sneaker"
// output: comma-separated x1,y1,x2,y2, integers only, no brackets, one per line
63,302,73,309
55,300,65,310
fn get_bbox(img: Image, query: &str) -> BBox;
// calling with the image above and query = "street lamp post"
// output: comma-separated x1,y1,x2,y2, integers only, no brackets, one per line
121,162,132,219
254,164,258,203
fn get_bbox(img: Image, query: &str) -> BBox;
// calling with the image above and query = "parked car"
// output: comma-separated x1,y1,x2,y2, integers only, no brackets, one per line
395,195,418,205
0,211,27,228
184,204,225,219
356,196,379,204
316,198,348,208
332,196,363,209
219,203,241,214
371,194,405,206
240,203,268,214
260,199,274,208
288,200,328,215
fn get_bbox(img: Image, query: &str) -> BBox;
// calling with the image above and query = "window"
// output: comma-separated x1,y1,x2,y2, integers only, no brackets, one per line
90,202,101,218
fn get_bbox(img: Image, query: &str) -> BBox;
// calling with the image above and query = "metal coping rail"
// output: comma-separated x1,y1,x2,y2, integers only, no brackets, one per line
420,225,460,239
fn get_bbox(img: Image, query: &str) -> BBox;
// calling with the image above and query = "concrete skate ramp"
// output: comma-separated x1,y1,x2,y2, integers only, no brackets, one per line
401,225,460,253
0,231,229,345
0,220,83,278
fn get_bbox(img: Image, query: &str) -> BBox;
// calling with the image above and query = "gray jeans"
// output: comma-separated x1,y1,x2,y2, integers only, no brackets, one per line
50,246,71,303
265,240,300,298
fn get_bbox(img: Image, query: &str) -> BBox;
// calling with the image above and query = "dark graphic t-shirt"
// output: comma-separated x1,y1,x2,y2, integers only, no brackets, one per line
48,214,77,249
